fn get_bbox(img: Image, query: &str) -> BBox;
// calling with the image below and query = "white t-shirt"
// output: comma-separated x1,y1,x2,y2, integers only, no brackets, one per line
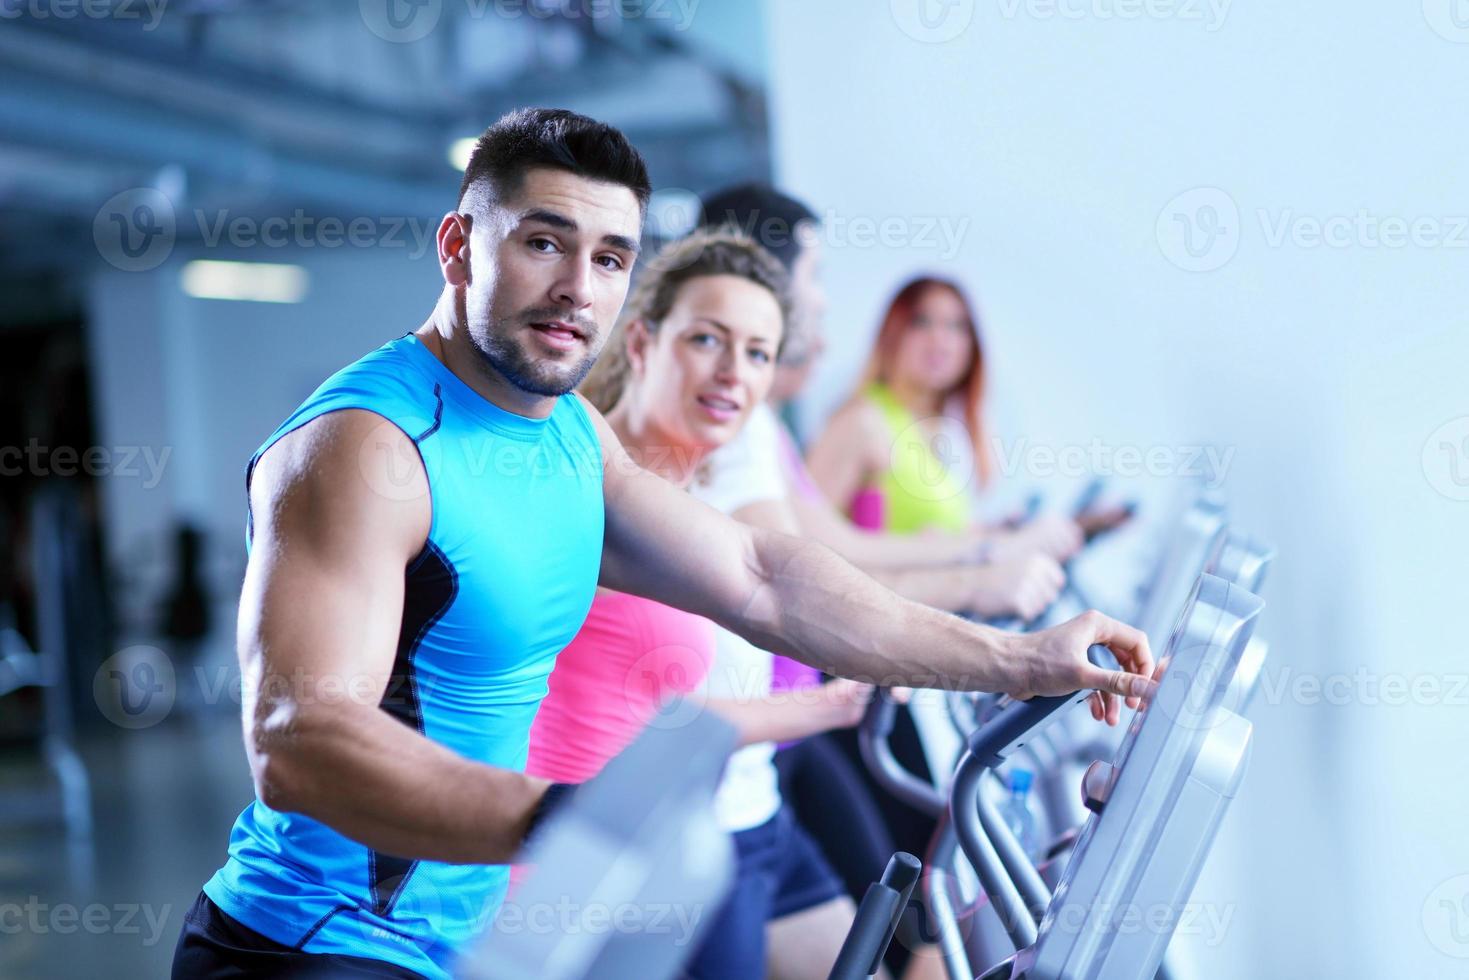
699,626,781,832
689,403,787,833
690,401,787,515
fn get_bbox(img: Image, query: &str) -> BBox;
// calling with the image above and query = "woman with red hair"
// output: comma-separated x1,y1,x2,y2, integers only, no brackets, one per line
808,277,995,534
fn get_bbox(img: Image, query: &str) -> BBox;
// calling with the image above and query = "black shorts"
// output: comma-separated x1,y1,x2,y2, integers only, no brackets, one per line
171,892,426,979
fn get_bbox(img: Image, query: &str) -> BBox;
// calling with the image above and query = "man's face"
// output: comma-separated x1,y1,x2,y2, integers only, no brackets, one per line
464,168,643,397
769,232,828,403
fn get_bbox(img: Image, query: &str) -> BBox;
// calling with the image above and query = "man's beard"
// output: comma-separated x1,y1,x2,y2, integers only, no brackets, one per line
475,307,601,398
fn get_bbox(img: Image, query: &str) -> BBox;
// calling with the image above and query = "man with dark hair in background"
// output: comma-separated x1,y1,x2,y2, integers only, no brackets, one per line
173,110,1154,979
699,184,828,428
694,184,1101,977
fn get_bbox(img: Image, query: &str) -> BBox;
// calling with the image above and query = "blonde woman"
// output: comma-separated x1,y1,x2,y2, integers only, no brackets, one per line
526,231,886,980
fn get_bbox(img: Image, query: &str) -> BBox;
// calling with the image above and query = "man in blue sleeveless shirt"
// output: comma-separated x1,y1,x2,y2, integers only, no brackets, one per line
173,108,1156,979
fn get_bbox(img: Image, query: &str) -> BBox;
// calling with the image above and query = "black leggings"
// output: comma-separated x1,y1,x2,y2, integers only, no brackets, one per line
775,734,896,888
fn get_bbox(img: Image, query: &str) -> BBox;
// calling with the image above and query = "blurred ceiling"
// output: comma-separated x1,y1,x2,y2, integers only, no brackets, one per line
0,0,772,316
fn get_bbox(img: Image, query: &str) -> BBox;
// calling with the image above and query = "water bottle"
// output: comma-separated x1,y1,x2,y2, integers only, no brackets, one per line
1001,768,1041,862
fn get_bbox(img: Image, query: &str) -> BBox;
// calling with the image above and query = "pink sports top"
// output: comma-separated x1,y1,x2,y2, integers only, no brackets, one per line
526,588,715,784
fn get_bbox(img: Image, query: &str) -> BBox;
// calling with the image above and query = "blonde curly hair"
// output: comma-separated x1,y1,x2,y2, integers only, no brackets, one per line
580,229,791,413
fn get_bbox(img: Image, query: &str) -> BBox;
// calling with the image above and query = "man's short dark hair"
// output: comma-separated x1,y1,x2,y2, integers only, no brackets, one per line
697,183,818,272
457,107,652,214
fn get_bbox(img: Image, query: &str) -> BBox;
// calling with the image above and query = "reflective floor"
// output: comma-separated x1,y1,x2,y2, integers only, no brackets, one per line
0,712,254,979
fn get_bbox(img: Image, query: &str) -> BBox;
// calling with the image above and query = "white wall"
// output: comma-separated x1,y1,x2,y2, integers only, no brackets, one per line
765,2,1469,976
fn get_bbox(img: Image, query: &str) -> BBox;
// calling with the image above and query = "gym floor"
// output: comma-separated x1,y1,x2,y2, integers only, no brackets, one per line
0,714,253,978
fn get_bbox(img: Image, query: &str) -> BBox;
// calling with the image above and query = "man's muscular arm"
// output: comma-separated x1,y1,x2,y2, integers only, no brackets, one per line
240,409,548,865
735,496,1064,619
587,397,1154,721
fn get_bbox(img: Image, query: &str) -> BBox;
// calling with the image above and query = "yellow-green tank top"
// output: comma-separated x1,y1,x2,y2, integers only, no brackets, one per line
861,382,971,534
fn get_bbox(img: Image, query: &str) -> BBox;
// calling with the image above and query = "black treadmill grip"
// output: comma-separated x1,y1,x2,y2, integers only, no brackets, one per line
964,645,1111,768
826,852,923,980
858,690,946,817
873,851,922,974
863,688,899,739
826,884,901,980
880,850,922,893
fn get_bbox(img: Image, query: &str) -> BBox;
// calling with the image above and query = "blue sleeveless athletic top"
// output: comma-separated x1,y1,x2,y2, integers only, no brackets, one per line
203,333,605,978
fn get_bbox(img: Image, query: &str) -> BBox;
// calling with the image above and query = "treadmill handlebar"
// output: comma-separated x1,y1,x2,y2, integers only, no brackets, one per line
826,852,923,980
874,851,923,972
881,850,923,893
859,689,947,818
962,645,1111,769
944,646,1111,951
826,884,901,980
864,640,1111,815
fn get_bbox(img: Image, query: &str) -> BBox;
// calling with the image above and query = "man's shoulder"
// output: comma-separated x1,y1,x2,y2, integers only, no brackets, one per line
319,336,438,413
253,408,423,498
247,337,440,506
256,338,438,458
246,406,430,561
